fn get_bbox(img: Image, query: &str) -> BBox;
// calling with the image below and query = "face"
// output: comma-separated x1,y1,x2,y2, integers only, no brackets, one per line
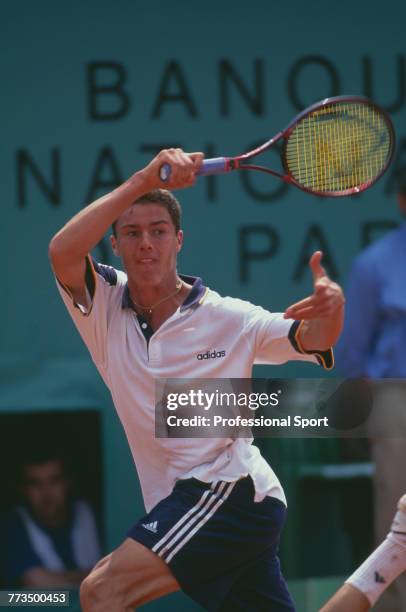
111,203,183,287
20,460,69,526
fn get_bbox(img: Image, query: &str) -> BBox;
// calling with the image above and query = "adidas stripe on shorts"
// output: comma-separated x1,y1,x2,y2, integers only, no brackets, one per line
127,476,295,611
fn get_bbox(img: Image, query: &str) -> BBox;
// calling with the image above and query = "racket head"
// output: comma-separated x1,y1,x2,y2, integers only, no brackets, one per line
281,96,395,197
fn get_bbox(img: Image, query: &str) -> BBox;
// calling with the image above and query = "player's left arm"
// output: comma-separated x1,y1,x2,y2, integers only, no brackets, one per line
284,251,345,351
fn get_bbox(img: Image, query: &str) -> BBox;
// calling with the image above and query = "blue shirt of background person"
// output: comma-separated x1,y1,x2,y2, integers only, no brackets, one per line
2,506,76,586
1,455,101,588
335,179,406,378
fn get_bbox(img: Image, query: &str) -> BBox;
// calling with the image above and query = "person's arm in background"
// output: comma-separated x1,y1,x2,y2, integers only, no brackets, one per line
334,254,380,377
284,251,345,351
48,149,203,306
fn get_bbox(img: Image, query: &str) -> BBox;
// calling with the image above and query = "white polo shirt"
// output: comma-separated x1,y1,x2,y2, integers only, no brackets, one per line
56,257,333,512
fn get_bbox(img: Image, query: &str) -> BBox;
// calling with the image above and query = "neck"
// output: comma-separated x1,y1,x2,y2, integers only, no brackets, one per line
128,275,193,329
128,273,182,310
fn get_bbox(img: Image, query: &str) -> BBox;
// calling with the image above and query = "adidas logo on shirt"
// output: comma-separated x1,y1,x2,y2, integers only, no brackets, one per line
142,521,158,533
197,350,226,360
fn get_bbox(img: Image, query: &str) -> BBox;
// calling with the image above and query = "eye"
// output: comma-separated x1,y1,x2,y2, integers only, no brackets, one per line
153,229,165,236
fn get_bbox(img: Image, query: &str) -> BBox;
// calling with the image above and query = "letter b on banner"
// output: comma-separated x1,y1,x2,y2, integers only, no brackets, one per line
87,62,130,120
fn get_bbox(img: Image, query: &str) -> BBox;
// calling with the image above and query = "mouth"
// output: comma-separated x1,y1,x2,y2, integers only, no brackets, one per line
138,258,156,264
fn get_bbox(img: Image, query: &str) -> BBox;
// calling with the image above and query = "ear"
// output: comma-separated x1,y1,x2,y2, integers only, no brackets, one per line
110,234,120,257
176,230,184,253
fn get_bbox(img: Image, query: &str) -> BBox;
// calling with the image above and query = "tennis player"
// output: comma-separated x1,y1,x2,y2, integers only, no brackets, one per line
321,494,406,611
49,148,344,612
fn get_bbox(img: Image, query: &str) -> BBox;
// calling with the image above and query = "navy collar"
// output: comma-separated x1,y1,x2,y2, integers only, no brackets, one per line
121,274,206,312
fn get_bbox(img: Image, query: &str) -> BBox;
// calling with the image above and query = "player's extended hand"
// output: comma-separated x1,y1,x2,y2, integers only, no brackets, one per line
283,251,345,320
140,148,204,191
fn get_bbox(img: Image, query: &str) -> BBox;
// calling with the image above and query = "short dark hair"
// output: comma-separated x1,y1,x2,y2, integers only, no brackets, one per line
112,189,182,237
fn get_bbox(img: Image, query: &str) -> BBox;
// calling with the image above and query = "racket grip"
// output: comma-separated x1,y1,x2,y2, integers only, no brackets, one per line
196,158,228,176
159,163,172,182
158,157,229,182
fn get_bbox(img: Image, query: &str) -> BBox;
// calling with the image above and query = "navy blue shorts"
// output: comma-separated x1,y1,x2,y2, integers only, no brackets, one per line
127,477,295,611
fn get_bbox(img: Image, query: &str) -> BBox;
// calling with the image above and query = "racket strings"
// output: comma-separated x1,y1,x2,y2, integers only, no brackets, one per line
285,103,391,193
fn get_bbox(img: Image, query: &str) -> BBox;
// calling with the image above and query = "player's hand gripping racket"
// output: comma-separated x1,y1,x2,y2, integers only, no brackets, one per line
159,96,395,196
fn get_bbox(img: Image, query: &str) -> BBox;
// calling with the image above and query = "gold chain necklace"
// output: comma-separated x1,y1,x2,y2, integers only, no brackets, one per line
131,280,183,315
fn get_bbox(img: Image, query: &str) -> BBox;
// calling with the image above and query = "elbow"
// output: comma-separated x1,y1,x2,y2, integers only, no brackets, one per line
48,234,65,268
48,235,58,263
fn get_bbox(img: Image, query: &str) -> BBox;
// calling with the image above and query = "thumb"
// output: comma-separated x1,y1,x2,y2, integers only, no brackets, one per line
189,152,205,166
310,251,327,283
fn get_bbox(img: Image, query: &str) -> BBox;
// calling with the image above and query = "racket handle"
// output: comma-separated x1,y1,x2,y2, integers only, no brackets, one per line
159,163,172,182
196,158,228,176
159,157,229,182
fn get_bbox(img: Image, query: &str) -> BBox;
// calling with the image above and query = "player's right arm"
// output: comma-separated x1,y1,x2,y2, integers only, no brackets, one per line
48,149,203,303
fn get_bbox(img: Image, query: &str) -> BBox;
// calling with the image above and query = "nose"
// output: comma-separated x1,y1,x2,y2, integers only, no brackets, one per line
139,231,153,250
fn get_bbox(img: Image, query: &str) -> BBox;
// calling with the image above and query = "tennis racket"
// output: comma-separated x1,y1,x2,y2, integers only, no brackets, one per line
159,96,395,197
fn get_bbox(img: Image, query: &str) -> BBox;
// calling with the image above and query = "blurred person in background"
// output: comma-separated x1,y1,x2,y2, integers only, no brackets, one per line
0,450,101,588
335,169,406,611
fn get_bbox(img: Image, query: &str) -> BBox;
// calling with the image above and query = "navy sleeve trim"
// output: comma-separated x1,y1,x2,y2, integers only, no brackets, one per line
92,258,118,287
288,320,334,371
288,320,302,352
55,256,96,307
